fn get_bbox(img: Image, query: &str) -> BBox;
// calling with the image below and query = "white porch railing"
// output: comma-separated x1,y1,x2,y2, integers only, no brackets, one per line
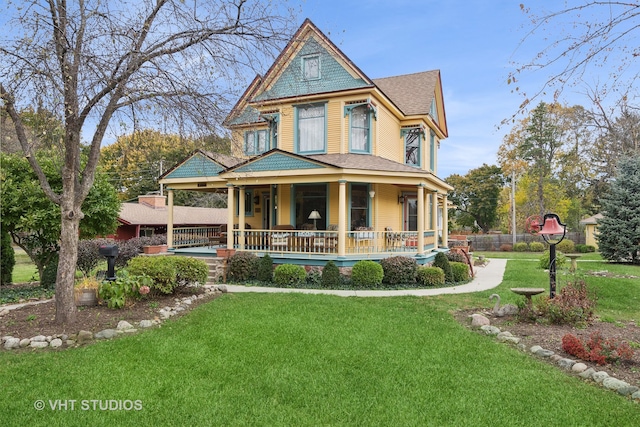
172,228,435,255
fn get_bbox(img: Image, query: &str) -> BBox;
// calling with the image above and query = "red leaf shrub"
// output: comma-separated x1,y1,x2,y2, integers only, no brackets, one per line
561,331,635,365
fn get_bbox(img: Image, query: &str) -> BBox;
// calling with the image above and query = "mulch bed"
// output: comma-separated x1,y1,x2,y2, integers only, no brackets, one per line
454,308,640,388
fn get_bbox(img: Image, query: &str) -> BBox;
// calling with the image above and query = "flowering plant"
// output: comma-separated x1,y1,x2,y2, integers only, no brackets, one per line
139,285,151,295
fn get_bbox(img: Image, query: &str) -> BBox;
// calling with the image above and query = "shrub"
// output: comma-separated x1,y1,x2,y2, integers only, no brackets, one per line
113,235,167,267
562,331,635,365
98,270,152,309
433,252,453,282
76,238,110,277
575,244,596,253
0,228,15,284
446,251,467,263
536,280,597,326
257,254,274,283
380,256,417,285
126,256,177,294
513,242,529,252
273,264,306,287
41,255,59,289
450,262,470,282
529,241,545,252
228,252,259,282
538,250,567,270
306,269,322,287
556,239,575,254
500,244,512,252
351,260,383,289
321,260,342,288
171,257,208,286
416,266,445,286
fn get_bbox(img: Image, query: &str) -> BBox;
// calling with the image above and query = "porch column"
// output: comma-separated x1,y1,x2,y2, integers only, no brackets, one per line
431,191,438,249
238,186,246,250
417,184,425,256
167,189,174,249
338,180,346,257
226,184,234,250
442,194,449,248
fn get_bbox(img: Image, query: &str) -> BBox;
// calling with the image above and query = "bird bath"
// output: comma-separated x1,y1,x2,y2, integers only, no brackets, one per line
510,287,545,306
565,253,582,272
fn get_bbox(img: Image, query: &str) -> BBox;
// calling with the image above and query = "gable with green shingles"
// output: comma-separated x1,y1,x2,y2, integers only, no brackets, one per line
233,152,325,172
253,36,370,102
164,153,225,179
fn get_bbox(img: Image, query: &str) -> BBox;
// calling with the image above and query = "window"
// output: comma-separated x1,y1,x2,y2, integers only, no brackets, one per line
429,130,435,171
350,105,370,153
404,130,421,167
244,130,267,156
350,184,370,230
296,103,326,153
303,55,320,80
430,98,439,124
292,184,326,229
235,188,254,217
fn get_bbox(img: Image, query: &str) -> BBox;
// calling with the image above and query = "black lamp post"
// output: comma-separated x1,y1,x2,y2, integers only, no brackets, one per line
538,213,566,298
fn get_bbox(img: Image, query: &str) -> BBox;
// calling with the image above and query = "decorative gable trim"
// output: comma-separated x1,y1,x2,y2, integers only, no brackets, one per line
344,99,378,120
231,151,326,173
163,152,226,179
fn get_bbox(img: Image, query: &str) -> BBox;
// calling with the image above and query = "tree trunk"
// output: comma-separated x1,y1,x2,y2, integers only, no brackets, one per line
54,207,80,325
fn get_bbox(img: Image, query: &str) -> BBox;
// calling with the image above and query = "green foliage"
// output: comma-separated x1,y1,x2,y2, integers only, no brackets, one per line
228,252,259,282
0,151,119,283
513,242,529,252
446,164,504,233
597,153,640,264
98,270,152,309
380,256,417,285
321,260,342,288
450,262,470,282
126,256,177,294
0,286,54,304
114,235,167,267
171,256,208,286
556,239,575,253
416,266,445,286
257,254,274,282
433,252,453,282
351,260,383,289
76,238,110,277
535,280,597,326
273,264,306,287
306,269,322,287
1,227,15,284
41,254,58,289
538,250,567,270
528,241,545,252
575,244,596,253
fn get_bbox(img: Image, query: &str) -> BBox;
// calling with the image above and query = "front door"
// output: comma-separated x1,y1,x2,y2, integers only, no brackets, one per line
403,195,417,231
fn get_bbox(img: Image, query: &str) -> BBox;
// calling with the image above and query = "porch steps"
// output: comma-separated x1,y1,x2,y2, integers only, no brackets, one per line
198,256,226,284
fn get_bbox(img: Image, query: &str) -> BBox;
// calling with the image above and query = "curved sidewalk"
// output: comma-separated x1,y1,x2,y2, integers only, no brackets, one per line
225,258,507,297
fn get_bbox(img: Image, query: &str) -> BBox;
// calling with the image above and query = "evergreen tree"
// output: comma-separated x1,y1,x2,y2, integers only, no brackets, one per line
597,154,640,264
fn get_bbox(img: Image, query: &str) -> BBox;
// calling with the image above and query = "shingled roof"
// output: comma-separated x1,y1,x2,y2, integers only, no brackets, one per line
308,153,431,174
373,70,439,116
119,203,226,226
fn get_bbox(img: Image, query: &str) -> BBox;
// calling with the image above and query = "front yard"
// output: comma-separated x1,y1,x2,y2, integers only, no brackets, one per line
1,255,639,425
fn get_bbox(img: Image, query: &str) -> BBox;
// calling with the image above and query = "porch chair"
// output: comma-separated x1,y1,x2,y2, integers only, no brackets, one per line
385,227,402,251
270,224,294,251
313,224,338,253
219,223,251,246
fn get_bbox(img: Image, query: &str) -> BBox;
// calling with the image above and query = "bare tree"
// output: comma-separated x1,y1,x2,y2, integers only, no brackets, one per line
508,1,640,117
0,0,296,324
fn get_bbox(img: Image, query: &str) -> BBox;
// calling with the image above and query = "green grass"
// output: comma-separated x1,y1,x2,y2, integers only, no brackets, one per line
11,249,39,283
2,293,639,426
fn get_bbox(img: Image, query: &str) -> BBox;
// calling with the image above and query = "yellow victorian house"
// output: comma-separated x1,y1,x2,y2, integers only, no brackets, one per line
160,19,453,266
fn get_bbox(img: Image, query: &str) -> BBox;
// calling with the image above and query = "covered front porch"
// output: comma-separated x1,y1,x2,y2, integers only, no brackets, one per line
160,150,452,266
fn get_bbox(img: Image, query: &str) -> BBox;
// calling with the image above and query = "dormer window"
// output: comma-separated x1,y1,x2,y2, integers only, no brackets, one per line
303,55,320,80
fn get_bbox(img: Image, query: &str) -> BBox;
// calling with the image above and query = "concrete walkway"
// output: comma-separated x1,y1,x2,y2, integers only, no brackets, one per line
225,258,507,297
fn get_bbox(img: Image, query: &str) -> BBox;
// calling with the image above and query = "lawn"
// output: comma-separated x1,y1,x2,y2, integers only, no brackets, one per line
1,253,639,425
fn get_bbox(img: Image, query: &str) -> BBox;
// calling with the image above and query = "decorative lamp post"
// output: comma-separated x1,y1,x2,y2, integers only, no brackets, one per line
538,213,566,298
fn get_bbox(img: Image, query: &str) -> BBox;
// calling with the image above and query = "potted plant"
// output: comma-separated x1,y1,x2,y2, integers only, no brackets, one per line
74,277,100,306
216,248,236,258
143,244,168,254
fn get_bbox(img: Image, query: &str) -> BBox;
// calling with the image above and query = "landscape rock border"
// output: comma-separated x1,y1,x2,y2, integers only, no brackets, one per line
470,313,640,402
1,284,227,350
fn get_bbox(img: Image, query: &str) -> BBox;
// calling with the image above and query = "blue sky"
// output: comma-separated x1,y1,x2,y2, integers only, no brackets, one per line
295,0,616,178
